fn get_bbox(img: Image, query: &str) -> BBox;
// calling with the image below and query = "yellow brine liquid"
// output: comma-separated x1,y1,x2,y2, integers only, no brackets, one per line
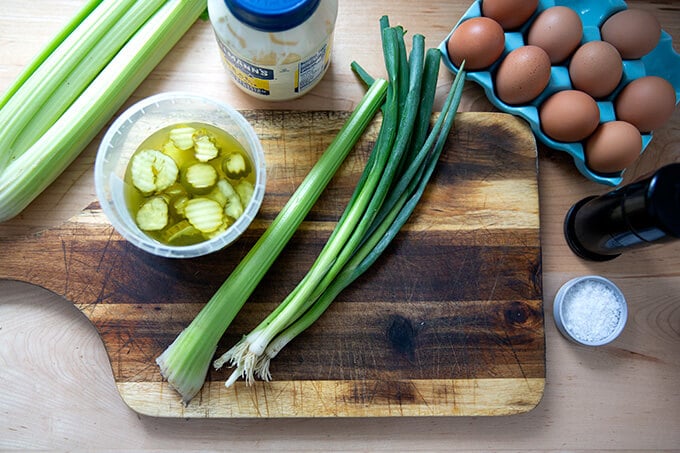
124,122,255,247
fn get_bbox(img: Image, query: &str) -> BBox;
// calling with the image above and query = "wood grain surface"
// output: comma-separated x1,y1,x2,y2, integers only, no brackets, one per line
0,111,543,417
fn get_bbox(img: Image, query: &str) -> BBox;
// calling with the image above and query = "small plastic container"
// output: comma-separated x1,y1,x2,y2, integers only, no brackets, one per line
94,92,266,259
207,0,338,101
553,275,628,346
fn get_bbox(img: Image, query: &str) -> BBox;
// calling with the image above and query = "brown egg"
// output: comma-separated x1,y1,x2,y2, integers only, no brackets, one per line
615,76,677,132
482,0,538,30
540,90,600,142
601,9,661,59
495,45,551,105
586,121,642,173
527,6,583,64
569,41,623,98
447,17,505,70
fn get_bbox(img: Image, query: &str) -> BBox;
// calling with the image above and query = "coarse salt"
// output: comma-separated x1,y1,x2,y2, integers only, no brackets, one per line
562,279,623,342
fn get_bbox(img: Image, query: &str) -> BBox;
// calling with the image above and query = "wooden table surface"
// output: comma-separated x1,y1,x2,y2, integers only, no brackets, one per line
1,0,679,450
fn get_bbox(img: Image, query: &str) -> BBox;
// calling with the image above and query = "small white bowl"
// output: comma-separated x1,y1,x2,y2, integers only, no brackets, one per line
94,92,266,258
553,275,628,346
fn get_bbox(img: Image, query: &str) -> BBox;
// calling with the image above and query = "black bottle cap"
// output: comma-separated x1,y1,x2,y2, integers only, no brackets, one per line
564,196,621,261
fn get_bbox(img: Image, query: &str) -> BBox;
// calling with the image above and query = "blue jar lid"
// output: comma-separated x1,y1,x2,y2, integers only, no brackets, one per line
224,0,321,32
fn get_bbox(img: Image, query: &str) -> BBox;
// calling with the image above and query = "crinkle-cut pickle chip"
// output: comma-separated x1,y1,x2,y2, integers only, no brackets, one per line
193,131,220,162
172,194,190,217
183,162,218,194
163,219,201,243
184,197,225,233
130,149,179,194
206,184,228,207
222,152,249,178
169,126,196,150
217,178,238,200
136,197,169,231
216,179,243,220
236,179,254,206
225,198,244,221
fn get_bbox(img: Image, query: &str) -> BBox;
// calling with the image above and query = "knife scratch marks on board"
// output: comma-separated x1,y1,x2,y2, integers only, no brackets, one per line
487,267,500,303
412,381,432,413
327,345,344,380
61,237,70,297
95,223,116,273
94,227,119,306
387,314,416,361
88,226,118,308
311,380,336,416
502,324,530,384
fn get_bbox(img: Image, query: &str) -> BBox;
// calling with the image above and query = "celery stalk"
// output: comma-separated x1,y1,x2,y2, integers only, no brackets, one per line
8,0,169,156
156,79,388,404
0,0,103,110
0,0,144,169
0,0,207,222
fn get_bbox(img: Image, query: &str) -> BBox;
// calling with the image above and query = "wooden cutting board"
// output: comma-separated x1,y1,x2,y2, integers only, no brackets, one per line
0,111,544,418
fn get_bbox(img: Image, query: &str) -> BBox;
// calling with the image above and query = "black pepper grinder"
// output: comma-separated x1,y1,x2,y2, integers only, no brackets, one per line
564,163,680,261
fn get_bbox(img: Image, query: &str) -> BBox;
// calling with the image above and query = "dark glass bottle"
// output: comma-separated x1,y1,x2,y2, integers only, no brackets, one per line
564,163,680,261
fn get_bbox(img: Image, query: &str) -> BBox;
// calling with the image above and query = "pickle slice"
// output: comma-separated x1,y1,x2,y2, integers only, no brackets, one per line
215,179,244,220
193,131,219,162
163,219,202,243
183,163,218,194
184,197,224,233
235,179,254,206
130,149,179,195
169,126,196,150
136,197,169,231
222,152,249,179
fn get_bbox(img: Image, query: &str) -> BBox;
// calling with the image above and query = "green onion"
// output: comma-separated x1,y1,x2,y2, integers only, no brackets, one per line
212,28,412,385
213,18,467,387
350,61,376,88
254,63,467,381
156,79,388,404
0,0,207,222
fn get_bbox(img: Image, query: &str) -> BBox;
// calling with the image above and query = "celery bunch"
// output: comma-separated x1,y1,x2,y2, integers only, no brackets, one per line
0,0,207,222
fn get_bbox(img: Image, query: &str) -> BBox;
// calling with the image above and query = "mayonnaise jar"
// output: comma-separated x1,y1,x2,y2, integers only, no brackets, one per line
207,0,339,101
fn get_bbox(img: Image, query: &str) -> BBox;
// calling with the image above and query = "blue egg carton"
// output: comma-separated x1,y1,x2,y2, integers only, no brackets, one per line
439,0,680,186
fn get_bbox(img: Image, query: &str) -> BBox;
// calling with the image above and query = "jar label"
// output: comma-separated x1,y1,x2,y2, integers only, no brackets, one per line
216,35,332,100
299,43,330,92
